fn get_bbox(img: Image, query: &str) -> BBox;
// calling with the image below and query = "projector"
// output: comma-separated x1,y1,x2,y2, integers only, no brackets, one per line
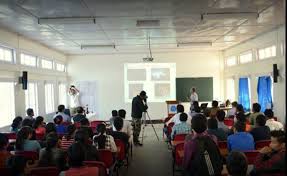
142,57,154,62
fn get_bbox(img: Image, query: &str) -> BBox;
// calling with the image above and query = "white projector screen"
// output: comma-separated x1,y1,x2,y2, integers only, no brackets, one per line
124,63,176,102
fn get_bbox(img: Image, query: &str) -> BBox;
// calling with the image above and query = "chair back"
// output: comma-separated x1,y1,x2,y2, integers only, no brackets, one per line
14,151,39,161
4,132,17,140
114,139,126,161
90,120,105,127
218,141,227,149
62,122,72,126
74,122,81,128
244,151,260,164
84,161,107,176
0,168,12,176
167,122,175,136
35,133,45,140
98,149,114,168
223,119,234,126
173,134,187,141
29,167,59,176
255,140,271,150
175,143,184,166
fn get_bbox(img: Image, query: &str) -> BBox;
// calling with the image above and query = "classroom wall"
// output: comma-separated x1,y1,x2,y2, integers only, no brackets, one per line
0,28,68,121
68,52,223,120
223,26,286,123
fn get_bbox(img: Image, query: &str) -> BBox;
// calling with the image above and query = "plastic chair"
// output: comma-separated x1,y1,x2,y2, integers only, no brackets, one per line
167,122,175,137
244,151,260,164
0,168,12,176
223,119,234,126
62,121,72,126
255,140,271,150
115,139,128,166
74,122,81,128
84,161,107,176
173,134,187,142
98,149,116,176
90,120,105,127
35,133,45,140
29,167,59,176
218,141,228,157
14,151,39,161
3,132,17,139
172,143,184,176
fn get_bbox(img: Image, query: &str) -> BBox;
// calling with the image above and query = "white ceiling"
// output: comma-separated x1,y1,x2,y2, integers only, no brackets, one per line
0,0,285,54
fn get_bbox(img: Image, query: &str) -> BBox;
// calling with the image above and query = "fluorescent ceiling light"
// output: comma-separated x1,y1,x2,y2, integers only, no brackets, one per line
202,12,259,21
177,42,212,47
38,17,96,25
81,44,116,50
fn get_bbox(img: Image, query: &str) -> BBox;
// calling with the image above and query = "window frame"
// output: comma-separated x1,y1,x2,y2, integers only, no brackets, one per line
0,80,16,127
58,83,67,107
239,50,253,64
0,44,15,64
25,82,39,116
41,58,54,70
257,44,277,60
55,62,66,72
225,55,237,67
45,82,55,114
20,52,38,67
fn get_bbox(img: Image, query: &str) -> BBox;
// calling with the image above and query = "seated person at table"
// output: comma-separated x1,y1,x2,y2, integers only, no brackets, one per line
226,151,248,176
33,116,46,136
264,109,284,131
249,103,263,126
226,101,238,118
79,118,94,140
251,130,286,175
167,104,191,125
216,110,229,132
61,124,76,150
210,100,220,118
250,114,271,142
189,101,201,118
15,126,41,152
110,117,129,152
171,113,191,140
75,129,98,161
93,124,117,153
60,142,100,176
54,115,67,134
54,105,71,123
39,132,67,171
0,133,12,168
10,116,23,133
109,110,118,127
115,109,132,137
227,121,255,152
225,99,231,107
207,118,227,141
72,107,86,123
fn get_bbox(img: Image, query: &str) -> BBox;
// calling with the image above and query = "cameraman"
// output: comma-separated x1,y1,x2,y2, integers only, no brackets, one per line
131,91,148,146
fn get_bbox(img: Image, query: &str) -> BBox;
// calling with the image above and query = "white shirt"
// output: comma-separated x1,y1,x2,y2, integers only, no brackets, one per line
53,112,71,122
112,120,133,137
266,119,284,131
167,112,192,126
190,92,198,106
226,107,236,117
70,92,80,108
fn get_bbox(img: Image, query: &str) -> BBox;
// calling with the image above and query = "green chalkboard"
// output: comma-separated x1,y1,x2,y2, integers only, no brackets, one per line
176,77,213,102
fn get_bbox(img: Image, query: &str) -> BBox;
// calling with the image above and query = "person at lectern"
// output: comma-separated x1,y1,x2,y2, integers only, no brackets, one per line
68,85,80,115
131,91,148,146
189,87,198,110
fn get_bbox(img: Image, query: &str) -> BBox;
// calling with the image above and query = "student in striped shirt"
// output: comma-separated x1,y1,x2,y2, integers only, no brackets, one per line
61,124,76,150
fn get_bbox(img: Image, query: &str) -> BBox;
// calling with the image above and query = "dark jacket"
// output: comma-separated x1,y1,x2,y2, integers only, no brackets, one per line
131,95,148,119
250,126,271,142
73,114,86,123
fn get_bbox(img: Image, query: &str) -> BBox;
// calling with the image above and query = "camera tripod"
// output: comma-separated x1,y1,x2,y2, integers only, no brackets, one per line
141,111,160,144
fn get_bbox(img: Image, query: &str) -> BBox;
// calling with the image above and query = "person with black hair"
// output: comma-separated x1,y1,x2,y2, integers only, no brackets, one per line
227,121,255,152
226,151,248,176
6,155,27,176
45,122,57,134
72,106,86,123
54,115,67,134
264,109,284,131
114,109,132,137
189,101,201,118
54,105,71,122
59,142,100,176
15,126,41,152
0,133,12,168
109,110,118,127
110,117,129,152
38,132,67,171
25,108,35,122
189,87,198,110
171,113,191,140
249,103,263,126
93,124,117,153
167,104,191,126
210,100,220,118
79,117,94,139
33,116,46,136
236,104,245,114
69,85,80,116
61,124,76,150
207,118,227,141
75,129,98,161
10,116,23,133
250,114,271,141
227,101,238,118
225,99,231,107
216,110,229,132
251,130,285,175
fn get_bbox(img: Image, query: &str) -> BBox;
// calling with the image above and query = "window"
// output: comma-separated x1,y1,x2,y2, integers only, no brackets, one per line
59,83,67,106
257,76,273,112
56,63,65,72
239,50,252,64
21,53,37,67
124,63,176,102
238,77,251,111
226,78,235,101
45,83,55,113
41,59,53,69
0,82,15,127
25,83,38,116
258,45,276,60
226,56,237,66
281,41,285,56
0,46,13,62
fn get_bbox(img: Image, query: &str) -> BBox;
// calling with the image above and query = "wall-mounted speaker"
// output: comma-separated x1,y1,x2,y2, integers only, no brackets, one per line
19,71,28,90
273,64,279,83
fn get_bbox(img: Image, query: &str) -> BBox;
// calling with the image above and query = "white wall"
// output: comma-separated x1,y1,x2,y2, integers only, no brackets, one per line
68,52,223,120
0,28,68,125
223,26,286,123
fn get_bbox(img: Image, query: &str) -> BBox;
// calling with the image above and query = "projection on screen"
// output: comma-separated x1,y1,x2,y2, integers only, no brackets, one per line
124,63,176,102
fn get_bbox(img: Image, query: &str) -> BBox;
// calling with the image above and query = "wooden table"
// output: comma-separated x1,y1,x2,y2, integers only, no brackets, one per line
220,107,232,111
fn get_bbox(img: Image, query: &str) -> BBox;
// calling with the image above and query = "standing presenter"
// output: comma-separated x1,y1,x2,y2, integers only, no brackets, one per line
69,85,80,115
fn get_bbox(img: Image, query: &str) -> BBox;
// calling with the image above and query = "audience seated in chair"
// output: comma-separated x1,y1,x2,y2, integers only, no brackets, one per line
54,105,71,123
251,130,285,175
15,126,41,152
93,124,117,153
0,133,12,168
226,101,238,118
25,108,35,123
248,103,263,126
115,109,132,137
38,132,67,171
72,107,86,123
226,151,248,176
33,116,46,136
79,118,94,140
109,110,118,127
75,129,98,161
110,117,129,153
210,100,220,118
6,155,28,176
250,114,271,142
264,109,284,131
189,101,201,118
216,110,230,133
227,121,255,152
171,113,191,140
167,104,191,126
54,115,67,134
61,125,76,150
10,116,23,133
207,118,227,141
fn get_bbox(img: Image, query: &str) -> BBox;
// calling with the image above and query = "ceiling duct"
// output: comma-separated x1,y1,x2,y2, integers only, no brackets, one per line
81,44,115,50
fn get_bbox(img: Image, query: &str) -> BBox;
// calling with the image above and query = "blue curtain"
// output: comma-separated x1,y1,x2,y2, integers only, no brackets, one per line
257,76,272,112
238,78,250,112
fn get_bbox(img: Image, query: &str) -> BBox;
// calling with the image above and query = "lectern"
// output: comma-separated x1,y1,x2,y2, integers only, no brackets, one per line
166,100,179,117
